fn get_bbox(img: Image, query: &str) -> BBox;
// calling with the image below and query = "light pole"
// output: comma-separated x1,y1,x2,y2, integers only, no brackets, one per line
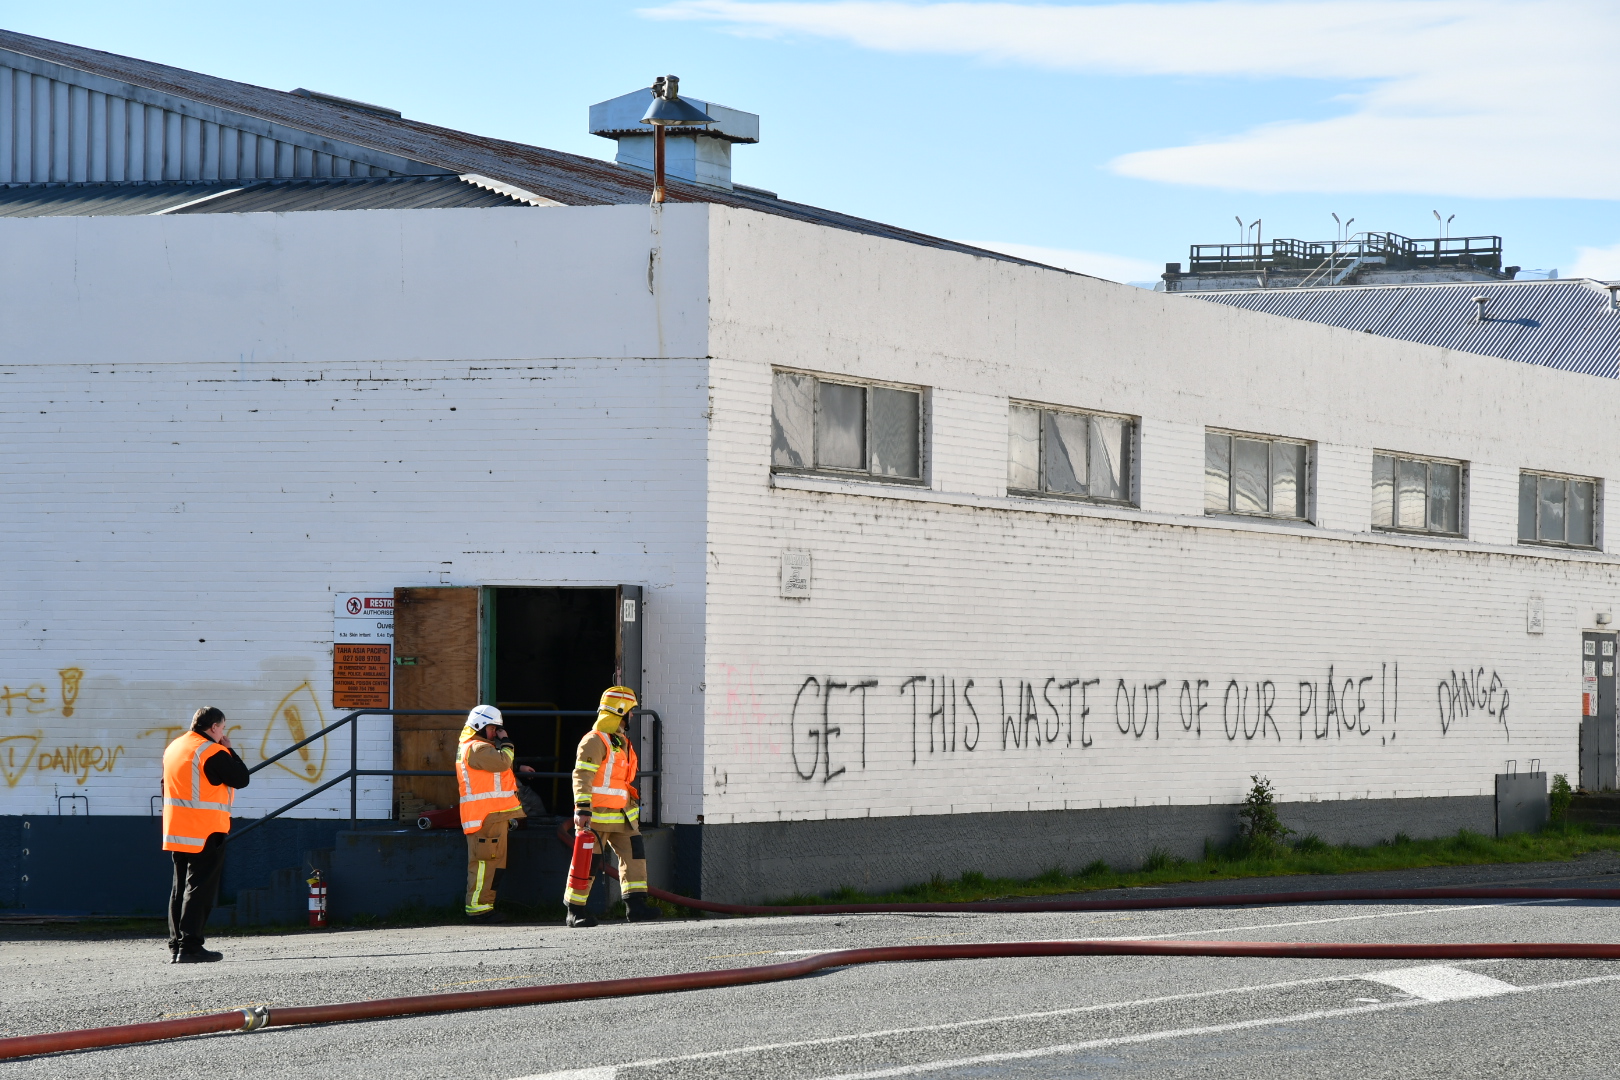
640,75,716,205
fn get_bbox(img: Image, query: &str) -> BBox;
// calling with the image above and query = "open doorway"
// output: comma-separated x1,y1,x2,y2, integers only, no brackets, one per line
489,587,624,814
391,584,642,819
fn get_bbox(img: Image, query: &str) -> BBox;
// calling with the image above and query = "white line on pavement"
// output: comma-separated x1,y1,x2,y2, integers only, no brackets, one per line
1363,964,1521,1002
510,971,1620,1080
769,899,1558,955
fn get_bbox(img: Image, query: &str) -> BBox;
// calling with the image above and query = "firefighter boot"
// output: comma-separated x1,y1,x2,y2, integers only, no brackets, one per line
565,904,598,928
624,894,663,922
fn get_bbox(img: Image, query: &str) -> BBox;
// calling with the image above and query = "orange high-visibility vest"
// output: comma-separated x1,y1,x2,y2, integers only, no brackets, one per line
457,735,522,834
161,732,235,853
588,730,638,810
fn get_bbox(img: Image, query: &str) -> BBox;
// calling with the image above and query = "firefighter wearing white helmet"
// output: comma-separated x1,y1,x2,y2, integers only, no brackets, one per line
566,685,661,926
457,704,533,922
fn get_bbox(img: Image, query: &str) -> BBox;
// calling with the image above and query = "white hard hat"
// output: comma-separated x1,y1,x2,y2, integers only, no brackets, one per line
467,704,503,729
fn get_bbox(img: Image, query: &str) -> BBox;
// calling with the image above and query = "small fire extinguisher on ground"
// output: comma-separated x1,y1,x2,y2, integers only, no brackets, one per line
307,869,328,928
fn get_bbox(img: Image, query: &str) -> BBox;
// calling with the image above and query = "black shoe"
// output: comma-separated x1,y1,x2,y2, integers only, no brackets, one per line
174,948,223,963
624,894,663,923
565,904,598,928
467,910,508,924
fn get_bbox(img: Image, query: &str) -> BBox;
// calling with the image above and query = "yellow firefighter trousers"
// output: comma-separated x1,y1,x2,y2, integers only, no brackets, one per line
465,809,519,915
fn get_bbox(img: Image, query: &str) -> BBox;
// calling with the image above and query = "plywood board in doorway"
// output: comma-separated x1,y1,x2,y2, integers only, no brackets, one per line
392,586,480,811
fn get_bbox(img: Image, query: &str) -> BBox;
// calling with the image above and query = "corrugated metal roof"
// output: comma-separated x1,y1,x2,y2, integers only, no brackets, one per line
0,28,1057,272
0,176,526,217
173,176,525,213
0,181,234,216
1195,280,1620,378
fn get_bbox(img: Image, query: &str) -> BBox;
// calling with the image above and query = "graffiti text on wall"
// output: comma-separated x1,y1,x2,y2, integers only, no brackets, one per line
787,661,1513,782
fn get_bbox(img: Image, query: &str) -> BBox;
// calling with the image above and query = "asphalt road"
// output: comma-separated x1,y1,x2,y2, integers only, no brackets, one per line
5,855,1620,1079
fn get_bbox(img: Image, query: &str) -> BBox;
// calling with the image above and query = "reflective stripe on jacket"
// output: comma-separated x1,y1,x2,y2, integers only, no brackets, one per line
585,729,637,810
161,732,235,853
457,734,522,834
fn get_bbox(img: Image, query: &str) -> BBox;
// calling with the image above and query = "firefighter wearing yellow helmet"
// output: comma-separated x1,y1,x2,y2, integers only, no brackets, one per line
566,685,661,926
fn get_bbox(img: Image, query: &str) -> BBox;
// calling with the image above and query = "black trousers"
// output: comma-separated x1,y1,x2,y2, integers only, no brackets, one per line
168,832,227,952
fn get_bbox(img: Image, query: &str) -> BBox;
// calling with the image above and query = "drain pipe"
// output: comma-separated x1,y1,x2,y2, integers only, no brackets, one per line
6,936,1620,1061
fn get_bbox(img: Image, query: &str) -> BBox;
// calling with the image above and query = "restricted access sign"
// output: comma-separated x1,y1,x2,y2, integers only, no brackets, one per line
334,593,393,708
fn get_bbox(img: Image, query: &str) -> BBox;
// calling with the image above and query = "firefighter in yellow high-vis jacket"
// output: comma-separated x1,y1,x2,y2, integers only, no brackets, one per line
566,686,661,926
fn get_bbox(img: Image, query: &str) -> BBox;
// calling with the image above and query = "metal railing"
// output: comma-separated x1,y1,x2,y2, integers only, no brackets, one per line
227,708,663,842
1188,233,1503,274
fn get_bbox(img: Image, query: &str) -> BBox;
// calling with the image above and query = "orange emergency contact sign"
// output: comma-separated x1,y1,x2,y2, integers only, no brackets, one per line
334,644,392,708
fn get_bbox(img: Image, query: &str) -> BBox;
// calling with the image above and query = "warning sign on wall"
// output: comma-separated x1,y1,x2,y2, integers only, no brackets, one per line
334,644,392,709
333,592,393,708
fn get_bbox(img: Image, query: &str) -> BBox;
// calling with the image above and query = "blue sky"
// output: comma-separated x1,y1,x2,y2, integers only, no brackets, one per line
5,1,1619,282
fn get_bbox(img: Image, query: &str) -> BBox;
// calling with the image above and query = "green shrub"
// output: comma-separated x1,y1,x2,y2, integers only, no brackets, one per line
1238,775,1295,850
1551,773,1573,823
1079,859,1110,878
1293,833,1329,854
960,870,988,888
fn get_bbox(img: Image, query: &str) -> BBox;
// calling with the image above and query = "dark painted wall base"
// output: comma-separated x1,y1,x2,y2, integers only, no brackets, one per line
0,816,355,916
686,796,1496,904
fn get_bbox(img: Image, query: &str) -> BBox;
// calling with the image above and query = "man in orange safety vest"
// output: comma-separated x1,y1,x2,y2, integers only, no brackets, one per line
566,685,661,927
458,704,534,922
162,706,250,963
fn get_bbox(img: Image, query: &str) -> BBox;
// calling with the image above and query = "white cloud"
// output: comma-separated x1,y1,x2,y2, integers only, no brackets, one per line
1568,243,1620,280
645,1,1620,199
961,240,1161,282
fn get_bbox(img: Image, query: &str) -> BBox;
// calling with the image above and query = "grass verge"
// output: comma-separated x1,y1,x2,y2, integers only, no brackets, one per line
772,824,1620,908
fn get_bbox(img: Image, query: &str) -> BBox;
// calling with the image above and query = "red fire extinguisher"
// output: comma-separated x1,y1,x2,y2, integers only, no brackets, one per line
566,826,596,904
307,869,328,928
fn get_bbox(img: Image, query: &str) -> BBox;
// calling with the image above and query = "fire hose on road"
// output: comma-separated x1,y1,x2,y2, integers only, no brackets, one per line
4,885,1620,1062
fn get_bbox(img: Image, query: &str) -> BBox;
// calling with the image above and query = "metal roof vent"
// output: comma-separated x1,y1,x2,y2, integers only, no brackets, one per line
589,82,758,191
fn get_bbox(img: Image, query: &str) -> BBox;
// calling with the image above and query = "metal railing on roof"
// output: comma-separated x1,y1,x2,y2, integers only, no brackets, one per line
226,708,663,842
1188,233,1503,274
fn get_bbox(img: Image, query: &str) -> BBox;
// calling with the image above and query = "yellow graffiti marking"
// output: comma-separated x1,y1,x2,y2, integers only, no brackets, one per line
34,744,124,785
59,668,83,717
139,725,189,744
261,682,327,783
0,685,48,716
0,734,42,787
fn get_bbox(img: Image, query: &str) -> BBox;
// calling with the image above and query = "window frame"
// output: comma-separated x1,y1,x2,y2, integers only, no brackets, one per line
1006,400,1137,507
1370,450,1468,538
770,368,927,485
1518,469,1601,550
1203,428,1314,523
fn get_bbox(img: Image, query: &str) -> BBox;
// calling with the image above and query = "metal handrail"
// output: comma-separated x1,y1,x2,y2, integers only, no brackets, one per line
229,707,663,842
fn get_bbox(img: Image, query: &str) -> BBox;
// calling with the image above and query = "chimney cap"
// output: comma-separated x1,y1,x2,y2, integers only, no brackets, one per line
590,88,759,144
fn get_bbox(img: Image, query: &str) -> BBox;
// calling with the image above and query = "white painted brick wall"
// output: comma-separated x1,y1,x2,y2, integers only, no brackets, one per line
701,208,1620,827
1,206,714,821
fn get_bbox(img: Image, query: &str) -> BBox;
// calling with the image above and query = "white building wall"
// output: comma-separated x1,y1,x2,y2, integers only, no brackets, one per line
701,207,1620,827
0,205,713,821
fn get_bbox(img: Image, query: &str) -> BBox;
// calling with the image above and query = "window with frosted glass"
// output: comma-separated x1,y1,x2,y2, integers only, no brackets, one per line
1370,452,1465,536
1007,403,1135,504
1519,471,1599,548
1204,431,1310,520
771,370,923,481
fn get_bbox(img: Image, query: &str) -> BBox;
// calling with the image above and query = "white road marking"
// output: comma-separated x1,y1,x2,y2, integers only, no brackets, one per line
771,899,1558,955
1363,964,1521,1002
509,971,1620,1080
798,1000,1422,1079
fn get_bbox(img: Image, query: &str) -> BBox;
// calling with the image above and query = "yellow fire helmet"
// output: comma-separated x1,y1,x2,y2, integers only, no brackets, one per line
599,686,638,716
594,686,638,732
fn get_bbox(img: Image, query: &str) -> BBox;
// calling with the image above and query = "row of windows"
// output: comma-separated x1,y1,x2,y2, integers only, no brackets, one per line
769,370,1604,550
